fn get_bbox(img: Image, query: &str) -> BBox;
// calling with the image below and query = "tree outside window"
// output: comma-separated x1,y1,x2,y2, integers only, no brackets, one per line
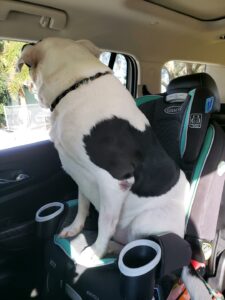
161,60,206,92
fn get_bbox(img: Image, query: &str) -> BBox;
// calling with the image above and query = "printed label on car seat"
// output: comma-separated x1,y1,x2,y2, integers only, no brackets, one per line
189,113,202,128
164,105,182,114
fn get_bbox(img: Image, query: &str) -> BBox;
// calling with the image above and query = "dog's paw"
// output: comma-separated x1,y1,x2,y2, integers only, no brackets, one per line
76,245,103,267
58,224,82,238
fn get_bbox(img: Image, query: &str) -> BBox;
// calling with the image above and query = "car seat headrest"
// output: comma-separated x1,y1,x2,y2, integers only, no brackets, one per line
137,73,221,178
166,73,220,112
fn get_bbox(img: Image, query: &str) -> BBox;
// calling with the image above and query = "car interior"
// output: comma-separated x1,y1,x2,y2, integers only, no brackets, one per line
0,0,225,299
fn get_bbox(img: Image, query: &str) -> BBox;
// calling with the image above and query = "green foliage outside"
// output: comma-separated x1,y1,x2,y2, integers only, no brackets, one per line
0,40,29,126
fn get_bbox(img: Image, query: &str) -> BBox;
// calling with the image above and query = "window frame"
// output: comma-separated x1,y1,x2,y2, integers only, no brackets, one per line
101,51,138,98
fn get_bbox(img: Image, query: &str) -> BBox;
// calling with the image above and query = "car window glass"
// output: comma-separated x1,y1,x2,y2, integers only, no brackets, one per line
161,60,225,103
0,41,133,150
161,60,206,92
100,52,127,86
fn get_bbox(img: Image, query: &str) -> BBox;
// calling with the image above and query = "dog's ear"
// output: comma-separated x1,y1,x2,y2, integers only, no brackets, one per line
16,44,38,72
76,40,101,58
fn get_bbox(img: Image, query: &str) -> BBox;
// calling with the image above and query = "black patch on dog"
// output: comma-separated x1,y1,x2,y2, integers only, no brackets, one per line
83,117,180,197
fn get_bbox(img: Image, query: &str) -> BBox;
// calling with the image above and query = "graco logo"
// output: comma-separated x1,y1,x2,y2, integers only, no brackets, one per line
164,105,181,114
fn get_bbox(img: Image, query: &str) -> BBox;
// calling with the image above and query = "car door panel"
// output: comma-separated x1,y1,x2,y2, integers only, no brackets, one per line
0,140,78,294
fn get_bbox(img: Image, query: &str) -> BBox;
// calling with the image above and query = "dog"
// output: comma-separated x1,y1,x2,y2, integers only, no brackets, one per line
17,35,188,260
17,37,210,299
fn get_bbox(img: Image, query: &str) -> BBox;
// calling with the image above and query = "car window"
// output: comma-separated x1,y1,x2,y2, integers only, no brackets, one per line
161,60,206,92
0,41,137,150
161,60,225,103
100,52,127,86
100,51,137,96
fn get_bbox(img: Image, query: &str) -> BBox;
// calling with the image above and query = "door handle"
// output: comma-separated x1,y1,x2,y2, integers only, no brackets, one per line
0,173,29,184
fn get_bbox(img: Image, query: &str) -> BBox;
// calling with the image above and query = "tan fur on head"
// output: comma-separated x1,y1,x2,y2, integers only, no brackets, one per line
16,44,39,72
17,39,100,73
76,40,101,58
16,37,110,109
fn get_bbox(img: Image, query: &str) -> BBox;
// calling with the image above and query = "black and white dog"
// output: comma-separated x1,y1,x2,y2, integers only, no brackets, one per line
17,38,210,299
18,38,189,259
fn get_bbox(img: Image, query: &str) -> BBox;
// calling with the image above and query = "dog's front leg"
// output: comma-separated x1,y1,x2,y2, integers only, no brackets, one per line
59,191,90,238
77,204,123,266
77,172,131,266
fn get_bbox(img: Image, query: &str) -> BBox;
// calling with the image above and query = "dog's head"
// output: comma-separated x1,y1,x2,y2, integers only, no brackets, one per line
17,38,108,108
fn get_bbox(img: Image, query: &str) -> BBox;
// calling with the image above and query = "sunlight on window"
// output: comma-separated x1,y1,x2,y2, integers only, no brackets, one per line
161,60,206,92
100,52,127,86
113,54,127,85
100,51,111,66
0,40,50,150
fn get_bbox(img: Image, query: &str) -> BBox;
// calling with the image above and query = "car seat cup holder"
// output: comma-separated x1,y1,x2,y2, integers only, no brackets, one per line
118,239,161,300
35,202,64,239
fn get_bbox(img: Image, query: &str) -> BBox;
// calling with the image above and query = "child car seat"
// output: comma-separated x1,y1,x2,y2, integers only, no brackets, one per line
137,73,225,292
40,200,191,300
38,72,225,299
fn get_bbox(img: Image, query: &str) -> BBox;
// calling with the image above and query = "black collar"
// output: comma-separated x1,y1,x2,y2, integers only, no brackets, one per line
50,71,111,112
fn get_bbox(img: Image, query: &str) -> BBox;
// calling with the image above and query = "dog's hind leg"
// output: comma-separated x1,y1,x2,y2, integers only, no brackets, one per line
126,205,185,242
59,191,90,238
78,192,126,264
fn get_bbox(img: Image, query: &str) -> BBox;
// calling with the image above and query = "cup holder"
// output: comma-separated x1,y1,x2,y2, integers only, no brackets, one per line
118,239,161,300
35,202,64,239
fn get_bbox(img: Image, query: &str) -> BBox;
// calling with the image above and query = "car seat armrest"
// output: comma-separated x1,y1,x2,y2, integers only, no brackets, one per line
149,233,192,279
